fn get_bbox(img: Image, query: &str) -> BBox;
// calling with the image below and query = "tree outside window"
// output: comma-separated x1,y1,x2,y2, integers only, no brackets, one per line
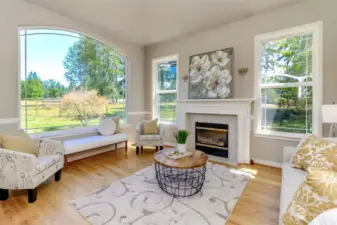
20,29,127,133
255,23,322,137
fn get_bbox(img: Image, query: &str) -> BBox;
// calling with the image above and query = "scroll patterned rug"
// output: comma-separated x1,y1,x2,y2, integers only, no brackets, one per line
71,163,250,225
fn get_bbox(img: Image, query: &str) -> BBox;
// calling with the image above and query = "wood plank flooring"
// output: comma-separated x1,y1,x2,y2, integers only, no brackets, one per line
0,147,282,225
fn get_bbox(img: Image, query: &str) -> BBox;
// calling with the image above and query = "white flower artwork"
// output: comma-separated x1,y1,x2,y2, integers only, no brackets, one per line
188,48,233,99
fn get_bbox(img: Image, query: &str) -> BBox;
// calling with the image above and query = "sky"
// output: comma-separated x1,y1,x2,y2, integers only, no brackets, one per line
20,29,79,86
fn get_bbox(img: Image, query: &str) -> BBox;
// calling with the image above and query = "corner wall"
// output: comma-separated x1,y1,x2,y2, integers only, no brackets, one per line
144,0,337,163
0,0,146,138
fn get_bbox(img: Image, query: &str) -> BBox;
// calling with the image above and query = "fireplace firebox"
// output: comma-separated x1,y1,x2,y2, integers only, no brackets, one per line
195,122,228,158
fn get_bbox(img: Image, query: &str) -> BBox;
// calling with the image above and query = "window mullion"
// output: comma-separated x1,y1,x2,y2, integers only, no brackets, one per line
260,82,313,89
157,90,177,94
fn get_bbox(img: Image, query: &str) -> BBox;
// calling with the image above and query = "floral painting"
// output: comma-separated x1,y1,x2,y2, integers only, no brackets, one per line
188,48,233,99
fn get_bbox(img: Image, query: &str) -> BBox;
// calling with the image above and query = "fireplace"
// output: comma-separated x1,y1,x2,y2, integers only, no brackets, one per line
195,122,228,158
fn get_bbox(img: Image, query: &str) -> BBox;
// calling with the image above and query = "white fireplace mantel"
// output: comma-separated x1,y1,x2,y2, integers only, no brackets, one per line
176,98,254,164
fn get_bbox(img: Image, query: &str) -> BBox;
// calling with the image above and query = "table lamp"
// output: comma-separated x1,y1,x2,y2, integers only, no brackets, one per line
322,104,337,137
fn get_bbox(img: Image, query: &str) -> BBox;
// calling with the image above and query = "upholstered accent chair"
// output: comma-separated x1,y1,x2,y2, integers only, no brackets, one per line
0,139,64,203
135,121,165,154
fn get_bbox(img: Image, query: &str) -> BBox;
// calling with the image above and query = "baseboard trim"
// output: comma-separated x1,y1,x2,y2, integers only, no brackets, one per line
252,158,282,168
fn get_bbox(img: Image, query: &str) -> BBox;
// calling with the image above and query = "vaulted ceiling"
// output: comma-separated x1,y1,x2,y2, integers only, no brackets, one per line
27,0,305,46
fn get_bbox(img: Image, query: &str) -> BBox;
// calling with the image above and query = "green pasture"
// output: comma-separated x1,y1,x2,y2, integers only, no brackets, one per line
21,99,177,133
21,100,126,133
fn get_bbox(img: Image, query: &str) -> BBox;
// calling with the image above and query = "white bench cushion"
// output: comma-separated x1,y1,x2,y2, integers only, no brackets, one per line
64,133,128,155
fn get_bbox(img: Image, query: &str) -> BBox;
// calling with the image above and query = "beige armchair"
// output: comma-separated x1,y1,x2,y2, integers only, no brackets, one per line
135,121,165,154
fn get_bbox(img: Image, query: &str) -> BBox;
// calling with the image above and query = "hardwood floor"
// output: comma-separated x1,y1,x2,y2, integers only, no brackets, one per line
0,147,282,225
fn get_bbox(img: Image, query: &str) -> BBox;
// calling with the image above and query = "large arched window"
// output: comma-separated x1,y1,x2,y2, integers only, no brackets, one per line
20,28,127,133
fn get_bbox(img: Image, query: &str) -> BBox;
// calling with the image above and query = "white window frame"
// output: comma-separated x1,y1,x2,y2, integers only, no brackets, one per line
152,54,179,125
254,22,323,139
18,27,130,135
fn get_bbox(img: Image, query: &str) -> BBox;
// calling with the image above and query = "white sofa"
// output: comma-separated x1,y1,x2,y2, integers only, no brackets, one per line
279,146,306,224
62,132,128,169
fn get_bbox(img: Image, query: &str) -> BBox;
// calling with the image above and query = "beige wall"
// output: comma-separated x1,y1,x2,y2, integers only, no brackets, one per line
0,0,146,136
145,0,337,163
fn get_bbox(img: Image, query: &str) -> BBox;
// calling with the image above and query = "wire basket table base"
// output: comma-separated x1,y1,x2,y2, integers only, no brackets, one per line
155,162,207,197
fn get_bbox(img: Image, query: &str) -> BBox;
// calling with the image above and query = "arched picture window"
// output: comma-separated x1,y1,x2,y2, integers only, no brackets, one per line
20,29,127,133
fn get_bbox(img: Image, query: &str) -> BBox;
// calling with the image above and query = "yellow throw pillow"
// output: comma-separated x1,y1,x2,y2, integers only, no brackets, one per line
282,168,337,225
111,117,120,133
142,119,159,135
103,117,121,133
291,135,337,171
0,132,38,156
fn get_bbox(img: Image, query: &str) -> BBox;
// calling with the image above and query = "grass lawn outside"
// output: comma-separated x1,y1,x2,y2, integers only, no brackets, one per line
21,99,178,133
158,103,176,123
21,99,126,133
261,104,312,134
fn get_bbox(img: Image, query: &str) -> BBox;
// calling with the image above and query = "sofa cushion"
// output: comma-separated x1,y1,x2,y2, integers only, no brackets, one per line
291,135,337,171
282,168,337,225
64,133,128,155
36,155,63,174
309,208,337,225
139,135,161,141
279,162,306,222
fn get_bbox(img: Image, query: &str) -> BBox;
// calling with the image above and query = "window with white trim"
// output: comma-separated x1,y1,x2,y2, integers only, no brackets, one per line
255,22,322,138
20,28,127,133
152,55,178,123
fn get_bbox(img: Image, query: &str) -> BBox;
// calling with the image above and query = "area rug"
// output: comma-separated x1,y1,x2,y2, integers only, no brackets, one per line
71,163,250,225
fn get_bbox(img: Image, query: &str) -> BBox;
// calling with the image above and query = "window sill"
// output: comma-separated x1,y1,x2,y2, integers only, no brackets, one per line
159,122,177,128
30,124,132,139
253,132,303,142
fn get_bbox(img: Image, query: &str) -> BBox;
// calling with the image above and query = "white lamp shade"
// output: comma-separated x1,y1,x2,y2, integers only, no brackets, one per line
322,105,337,123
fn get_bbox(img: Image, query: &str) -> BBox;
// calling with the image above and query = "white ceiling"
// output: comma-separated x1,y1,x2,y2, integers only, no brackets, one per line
27,0,305,46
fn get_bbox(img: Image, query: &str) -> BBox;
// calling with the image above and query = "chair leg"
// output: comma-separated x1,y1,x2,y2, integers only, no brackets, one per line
141,146,144,154
125,141,128,156
136,146,140,155
28,188,37,203
55,169,62,181
0,189,8,201
64,155,68,172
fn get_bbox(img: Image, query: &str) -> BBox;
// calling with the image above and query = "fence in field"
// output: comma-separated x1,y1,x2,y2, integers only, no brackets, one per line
21,98,126,117
21,98,126,133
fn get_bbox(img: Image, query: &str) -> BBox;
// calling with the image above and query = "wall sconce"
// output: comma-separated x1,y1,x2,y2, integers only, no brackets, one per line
238,68,248,76
181,74,189,82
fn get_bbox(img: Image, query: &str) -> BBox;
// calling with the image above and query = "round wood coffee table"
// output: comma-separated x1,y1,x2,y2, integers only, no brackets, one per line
153,149,208,197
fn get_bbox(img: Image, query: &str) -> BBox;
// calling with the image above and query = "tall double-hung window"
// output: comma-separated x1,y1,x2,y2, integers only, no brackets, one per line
152,55,178,124
255,22,322,138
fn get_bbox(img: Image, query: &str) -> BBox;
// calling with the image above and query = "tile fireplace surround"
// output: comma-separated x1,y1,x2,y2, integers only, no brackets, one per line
177,99,254,164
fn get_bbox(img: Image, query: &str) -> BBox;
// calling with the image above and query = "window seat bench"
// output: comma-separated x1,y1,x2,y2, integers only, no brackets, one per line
30,127,129,170
63,132,128,170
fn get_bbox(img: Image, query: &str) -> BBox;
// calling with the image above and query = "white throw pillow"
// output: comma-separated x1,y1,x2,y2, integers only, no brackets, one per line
98,118,116,136
309,209,337,225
